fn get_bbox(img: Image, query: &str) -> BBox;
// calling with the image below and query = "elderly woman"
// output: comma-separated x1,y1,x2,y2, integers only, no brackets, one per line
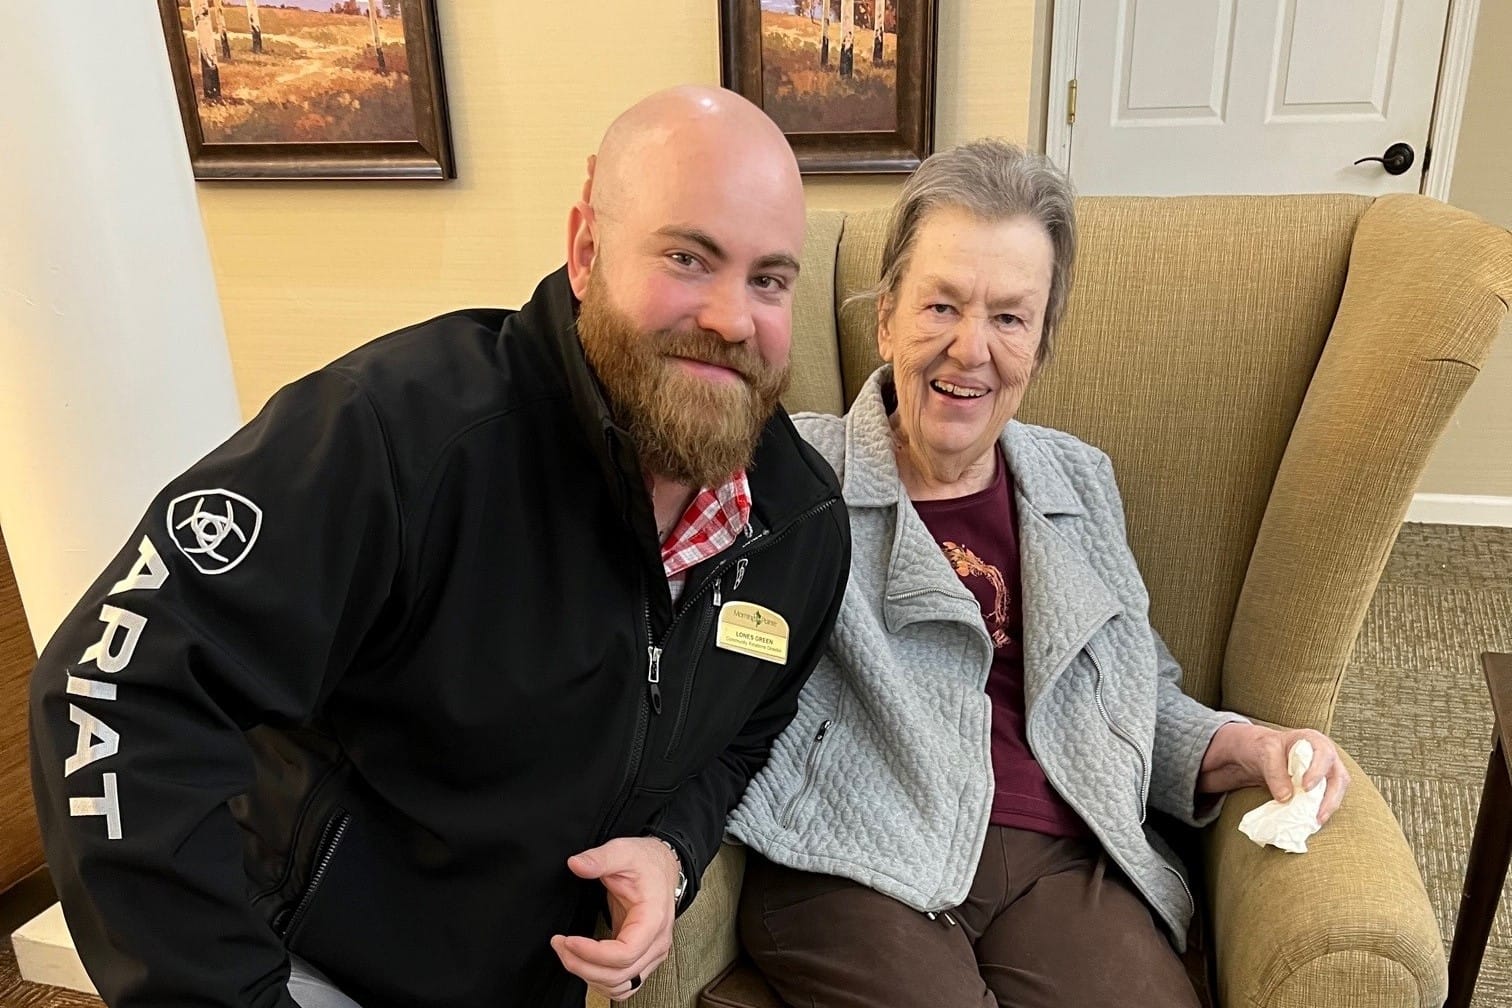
725,140,1351,1007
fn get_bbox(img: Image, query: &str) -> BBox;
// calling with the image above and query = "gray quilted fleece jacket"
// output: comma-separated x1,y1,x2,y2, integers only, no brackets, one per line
727,367,1247,948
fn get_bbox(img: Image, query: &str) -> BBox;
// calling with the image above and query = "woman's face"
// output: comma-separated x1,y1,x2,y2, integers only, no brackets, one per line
878,207,1054,484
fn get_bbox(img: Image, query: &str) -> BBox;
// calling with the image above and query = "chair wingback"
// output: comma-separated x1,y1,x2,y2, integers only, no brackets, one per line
782,210,849,417
1225,194,1512,728
792,193,1512,717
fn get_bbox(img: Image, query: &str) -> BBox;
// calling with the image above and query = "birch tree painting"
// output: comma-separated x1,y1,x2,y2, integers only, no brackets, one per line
246,0,262,55
758,0,898,133
819,1,830,67
211,0,231,60
367,0,388,75
191,0,221,102
838,0,854,78
172,0,417,143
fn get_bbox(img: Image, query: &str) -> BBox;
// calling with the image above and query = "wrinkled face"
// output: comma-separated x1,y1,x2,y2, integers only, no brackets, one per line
878,207,1053,481
570,139,804,487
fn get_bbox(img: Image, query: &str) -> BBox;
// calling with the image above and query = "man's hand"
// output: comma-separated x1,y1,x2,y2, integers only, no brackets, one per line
550,836,681,1002
1197,722,1351,824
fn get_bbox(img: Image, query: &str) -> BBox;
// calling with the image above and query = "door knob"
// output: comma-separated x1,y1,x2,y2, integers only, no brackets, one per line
1353,142,1416,176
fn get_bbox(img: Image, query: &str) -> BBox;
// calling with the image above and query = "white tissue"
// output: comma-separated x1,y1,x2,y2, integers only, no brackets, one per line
1236,739,1326,853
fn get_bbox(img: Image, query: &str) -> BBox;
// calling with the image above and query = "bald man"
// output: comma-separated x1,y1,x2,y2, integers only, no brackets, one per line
30,86,850,1008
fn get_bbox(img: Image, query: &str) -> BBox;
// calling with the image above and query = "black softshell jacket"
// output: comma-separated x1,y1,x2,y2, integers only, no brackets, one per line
30,268,850,1008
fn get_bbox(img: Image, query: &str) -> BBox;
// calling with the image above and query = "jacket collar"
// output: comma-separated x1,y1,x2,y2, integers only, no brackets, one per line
526,268,637,509
516,268,840,614
845,366,1119,701
841,366,1087,521
517,268,675,616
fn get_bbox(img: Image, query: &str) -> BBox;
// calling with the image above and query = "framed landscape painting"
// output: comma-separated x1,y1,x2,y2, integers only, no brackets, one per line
720,0,937,174
158,0,454,180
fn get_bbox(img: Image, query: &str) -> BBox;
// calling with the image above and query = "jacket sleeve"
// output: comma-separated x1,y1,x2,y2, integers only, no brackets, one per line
1093,455,1246,826
29,370,403,1008
1147,629,1249,825
644,503,850,912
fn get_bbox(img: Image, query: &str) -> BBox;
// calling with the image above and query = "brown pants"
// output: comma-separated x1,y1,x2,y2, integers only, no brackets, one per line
739,827,1200,1008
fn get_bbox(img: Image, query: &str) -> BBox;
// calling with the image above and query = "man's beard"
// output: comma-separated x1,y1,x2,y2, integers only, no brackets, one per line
576,280,790,489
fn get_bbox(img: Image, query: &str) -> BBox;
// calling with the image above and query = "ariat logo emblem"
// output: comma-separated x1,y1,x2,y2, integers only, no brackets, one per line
167,489,263,574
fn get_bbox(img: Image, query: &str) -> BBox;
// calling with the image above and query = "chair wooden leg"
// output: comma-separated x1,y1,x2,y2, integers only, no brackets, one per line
1445,739,1512,1008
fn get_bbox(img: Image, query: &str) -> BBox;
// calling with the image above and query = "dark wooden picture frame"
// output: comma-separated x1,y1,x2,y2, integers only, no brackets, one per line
720,0,936,174
157,0,454,181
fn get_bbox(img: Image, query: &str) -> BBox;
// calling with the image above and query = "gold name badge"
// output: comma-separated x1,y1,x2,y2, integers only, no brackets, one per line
715,601,790,665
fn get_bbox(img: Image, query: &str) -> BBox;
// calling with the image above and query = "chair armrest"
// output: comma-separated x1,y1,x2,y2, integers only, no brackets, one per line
587,843,747,1008
1203,746,1445,1008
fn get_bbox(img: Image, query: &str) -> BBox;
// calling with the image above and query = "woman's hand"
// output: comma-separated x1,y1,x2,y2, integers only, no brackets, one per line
1197,722,1351,824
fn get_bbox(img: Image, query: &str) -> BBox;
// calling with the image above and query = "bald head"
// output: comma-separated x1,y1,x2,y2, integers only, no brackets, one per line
587,86,801,227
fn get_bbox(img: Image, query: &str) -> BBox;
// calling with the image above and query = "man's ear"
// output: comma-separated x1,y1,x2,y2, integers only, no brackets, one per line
566,154,601,299
875,293,895,363
566,201,597,300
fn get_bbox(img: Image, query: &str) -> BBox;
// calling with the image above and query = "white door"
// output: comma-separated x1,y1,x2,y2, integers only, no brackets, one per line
1063,0,1452,195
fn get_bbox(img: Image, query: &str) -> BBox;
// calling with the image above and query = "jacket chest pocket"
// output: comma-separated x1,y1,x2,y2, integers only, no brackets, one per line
660,595,723,762
645,599,786,781
663,650,780,766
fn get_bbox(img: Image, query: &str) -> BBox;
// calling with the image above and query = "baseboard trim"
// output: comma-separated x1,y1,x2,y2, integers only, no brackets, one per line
1406,493,1512,527
11,900,96,996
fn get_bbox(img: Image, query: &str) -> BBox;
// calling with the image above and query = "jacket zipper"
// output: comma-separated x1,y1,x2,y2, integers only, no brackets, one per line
644,539,765,716
779,718,832,828
647,641,663,714
593,600,656,844
1026,676,1189,935
279,811,351,939
1088,647,1150,823
1162,862,1194,912
598,498,837,842
642,529,770,716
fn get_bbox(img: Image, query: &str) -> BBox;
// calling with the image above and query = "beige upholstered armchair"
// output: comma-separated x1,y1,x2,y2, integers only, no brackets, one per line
591,194,1512,1008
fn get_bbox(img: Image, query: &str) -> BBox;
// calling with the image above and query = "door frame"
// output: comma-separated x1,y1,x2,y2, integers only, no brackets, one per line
1043,0,1482,200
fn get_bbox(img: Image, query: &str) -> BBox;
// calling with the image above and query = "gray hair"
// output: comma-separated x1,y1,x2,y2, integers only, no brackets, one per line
856,139,1077,362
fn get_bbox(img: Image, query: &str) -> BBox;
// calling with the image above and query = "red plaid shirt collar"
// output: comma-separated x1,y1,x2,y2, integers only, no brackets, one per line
662,470,751,602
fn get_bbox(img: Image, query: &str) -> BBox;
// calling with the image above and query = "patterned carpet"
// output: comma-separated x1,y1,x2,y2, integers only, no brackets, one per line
4,522,1511,1007
1332,522,1512,1008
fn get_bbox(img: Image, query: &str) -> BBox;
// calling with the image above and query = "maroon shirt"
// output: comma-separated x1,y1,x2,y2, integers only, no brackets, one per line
912,447,1087,838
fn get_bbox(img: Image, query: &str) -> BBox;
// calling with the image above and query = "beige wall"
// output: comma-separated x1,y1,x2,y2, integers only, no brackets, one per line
1421,0,1512,498
200,0,1507,500
202,0,1037,416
